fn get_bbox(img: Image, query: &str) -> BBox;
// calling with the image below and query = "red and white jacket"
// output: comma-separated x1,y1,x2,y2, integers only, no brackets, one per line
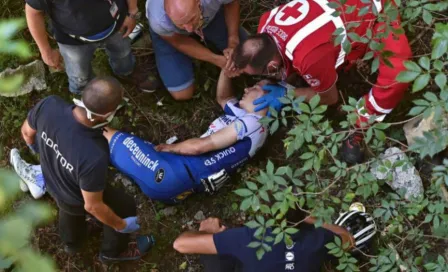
257,0,383,93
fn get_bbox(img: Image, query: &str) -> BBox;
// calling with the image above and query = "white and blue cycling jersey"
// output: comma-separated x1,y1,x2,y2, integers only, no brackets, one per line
109,99,268,203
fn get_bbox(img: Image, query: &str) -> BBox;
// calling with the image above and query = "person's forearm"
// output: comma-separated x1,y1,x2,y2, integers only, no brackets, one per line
224,1,240,48
163,35,220,66
171,138,212,155
22,132,36,145
216,70,234,103
21,121,36,145
126,0,138,13
86,203,125,230
173,231,217,254
25,4,52,55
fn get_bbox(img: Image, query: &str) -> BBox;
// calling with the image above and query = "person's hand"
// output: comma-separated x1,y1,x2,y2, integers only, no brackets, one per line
223,48,241,78
120,16,137,38
214,55,227,69
117,216,140,233
199,217,226,233
155,144,174,153
41,48,64,71
253,84,287,112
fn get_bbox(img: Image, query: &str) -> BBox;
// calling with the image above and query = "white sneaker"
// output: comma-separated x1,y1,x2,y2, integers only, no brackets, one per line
9,148,46,199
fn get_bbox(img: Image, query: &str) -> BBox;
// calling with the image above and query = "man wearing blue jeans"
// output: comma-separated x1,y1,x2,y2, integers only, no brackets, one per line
146,0,246,100
25,0,154,94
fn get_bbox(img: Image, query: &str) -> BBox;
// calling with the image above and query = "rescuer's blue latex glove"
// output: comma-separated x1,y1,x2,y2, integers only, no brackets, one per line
117,216,140,233
253,84,287,113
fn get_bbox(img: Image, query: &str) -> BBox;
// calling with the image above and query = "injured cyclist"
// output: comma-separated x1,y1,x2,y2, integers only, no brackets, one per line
12,71,271,203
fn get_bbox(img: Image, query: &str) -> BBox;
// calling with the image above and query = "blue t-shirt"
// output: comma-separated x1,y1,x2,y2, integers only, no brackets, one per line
146,0,234,36
213,225,337,272
27,96,109,206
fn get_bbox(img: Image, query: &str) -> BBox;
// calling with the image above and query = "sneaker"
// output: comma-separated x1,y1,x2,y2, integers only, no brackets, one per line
99,234,155,264
9,148,46,199
341,132,365,164
119,67,161,93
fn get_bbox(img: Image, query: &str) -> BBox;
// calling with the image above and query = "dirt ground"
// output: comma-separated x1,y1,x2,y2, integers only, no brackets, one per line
0,0,439,271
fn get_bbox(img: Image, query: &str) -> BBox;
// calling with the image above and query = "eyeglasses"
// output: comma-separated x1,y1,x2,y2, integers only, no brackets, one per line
261,63,281,78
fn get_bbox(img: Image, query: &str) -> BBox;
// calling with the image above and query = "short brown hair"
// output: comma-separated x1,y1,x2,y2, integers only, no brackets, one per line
233,33,278,70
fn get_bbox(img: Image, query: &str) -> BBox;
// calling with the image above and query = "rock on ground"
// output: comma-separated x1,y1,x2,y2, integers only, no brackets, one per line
403,113,448,146
114,173,137,194
0,60,47,97
371,147,424,200
161,206,177,217
194,210,206,221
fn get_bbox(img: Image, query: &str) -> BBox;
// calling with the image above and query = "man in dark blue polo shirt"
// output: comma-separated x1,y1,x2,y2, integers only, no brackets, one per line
19,76,154,263
173,208,376,271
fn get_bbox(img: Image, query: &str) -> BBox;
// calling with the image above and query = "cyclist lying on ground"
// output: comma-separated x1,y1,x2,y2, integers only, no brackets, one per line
11,71,270,203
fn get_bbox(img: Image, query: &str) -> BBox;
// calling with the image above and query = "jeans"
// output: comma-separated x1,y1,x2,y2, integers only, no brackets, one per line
149,8,248,92
58,31,135,94
56,186,136,256
201,254,244,272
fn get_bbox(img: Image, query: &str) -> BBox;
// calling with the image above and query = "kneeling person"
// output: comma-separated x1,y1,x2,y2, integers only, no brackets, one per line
104,71,269,203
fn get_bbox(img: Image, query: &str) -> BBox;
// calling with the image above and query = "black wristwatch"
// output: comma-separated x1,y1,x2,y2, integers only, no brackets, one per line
127,10,141,20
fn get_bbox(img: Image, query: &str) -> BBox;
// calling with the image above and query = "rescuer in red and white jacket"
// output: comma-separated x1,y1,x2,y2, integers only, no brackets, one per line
229,0,412,164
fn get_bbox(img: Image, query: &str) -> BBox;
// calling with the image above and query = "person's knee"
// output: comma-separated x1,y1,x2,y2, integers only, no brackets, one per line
69,76,90,93
170,85,195,101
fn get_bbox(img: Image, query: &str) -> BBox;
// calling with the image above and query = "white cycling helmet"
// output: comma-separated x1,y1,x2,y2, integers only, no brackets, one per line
335,211,377,249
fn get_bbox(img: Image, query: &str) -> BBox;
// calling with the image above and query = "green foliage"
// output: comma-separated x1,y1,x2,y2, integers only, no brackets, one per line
0,17,56,272
234,0,448,270
0,170,56,271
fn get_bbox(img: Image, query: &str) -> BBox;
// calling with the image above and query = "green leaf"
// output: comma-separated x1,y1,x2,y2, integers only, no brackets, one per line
422,9,433,25
345,5,356,14
256,247,265,260
435,73,447,90
424,214,433,223
412,74,431,92
404,61,422,72
342,39,352,54
266,160,274,175
274,232,284,245
371,56,380,74
270,120,279,134
246,181,258,191
374,129,386,141
240,197,252,211
245,220,260,229
309,94,320,110
285,228,299,234
432,39,448,59
363,51,374,61
418,57,431,70
423,92,438,102
300,152,314,160
234,189,253,197
396,71,420,83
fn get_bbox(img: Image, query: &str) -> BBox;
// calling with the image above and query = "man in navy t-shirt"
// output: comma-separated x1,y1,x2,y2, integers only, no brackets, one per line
173,209,354,272
19,76,153,263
